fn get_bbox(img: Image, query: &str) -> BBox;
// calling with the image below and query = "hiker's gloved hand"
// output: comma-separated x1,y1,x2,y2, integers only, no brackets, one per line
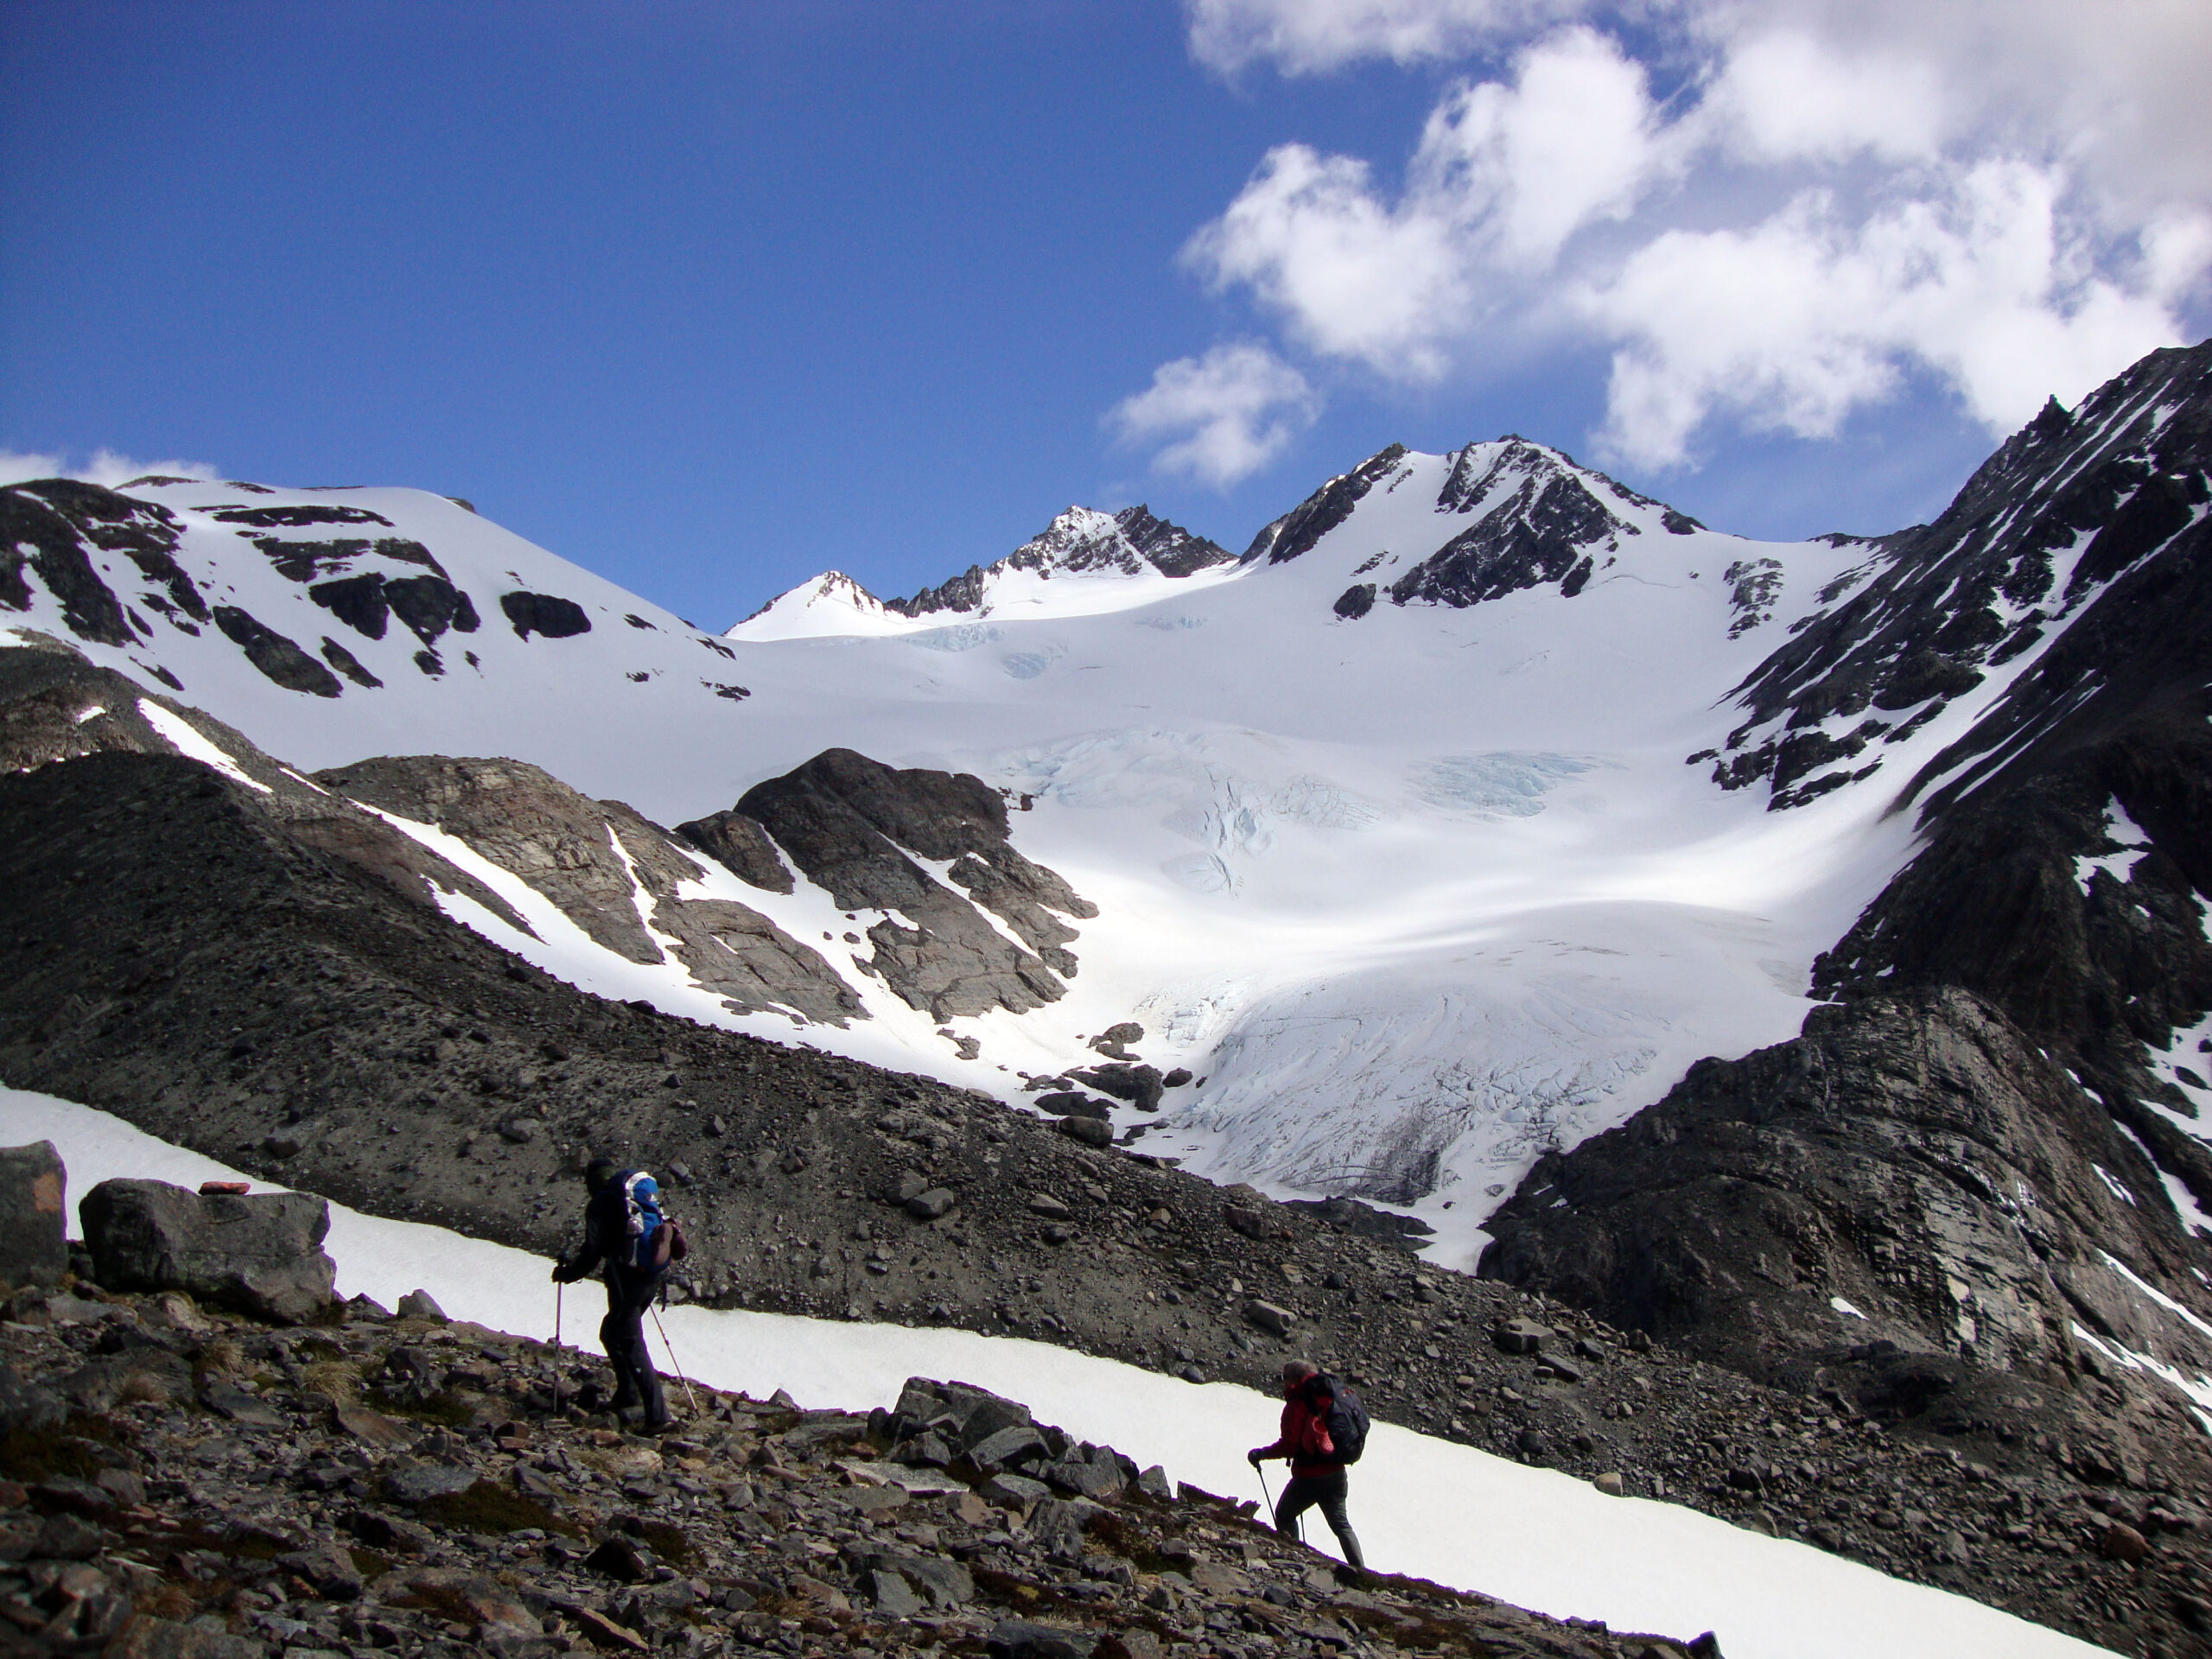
1247,1448,1266,1465
550,1258,574,1282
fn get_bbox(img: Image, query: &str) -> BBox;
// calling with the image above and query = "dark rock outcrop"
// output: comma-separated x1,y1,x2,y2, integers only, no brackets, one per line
1283,1194,1435,1245
1067,1063,1164,1112
204,502,394,529
211,606,345,697
1243,444,1407,566
734,748,1095,1020
1481,990,2203,1377
675,806,795,894
1389,440,1621,607
79,1177,336,1322
498,590,592,639
385,574,480,645
0,1141,67,1287
0,481,182,647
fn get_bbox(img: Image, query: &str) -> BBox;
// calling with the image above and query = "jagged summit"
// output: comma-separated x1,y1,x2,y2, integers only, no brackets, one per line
886,502,1234,620
1245,435,1714,618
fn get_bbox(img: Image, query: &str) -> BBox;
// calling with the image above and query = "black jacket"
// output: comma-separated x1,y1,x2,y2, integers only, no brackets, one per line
556,1185,657,1288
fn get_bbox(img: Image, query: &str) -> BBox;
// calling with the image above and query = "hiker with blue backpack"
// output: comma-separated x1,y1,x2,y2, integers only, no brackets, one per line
1249,1359,1369,1580
552,1159,686,1433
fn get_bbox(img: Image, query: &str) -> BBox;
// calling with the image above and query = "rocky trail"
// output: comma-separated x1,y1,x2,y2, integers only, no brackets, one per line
0,1169,1717,1659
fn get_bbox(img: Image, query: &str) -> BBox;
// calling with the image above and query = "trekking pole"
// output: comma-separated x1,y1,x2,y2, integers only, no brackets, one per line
552,1283,563,1415
1255,1463,1275,1523
648,1305,700,1416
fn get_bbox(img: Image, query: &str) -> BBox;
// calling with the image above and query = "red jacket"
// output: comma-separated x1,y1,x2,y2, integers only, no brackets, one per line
1252,1388,1338,1478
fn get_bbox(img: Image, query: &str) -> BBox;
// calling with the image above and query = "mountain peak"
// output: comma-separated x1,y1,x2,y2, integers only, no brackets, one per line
728,569,906,640
886,503,1232,620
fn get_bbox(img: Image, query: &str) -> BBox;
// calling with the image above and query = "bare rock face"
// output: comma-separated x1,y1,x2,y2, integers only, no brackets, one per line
1388,438,1629,606
320,755,861,1026
79,1177,336,1322
1243,443,1407,566
0,1141,67,1287
0,646,543,936
1478,988,2212,1504
731,748,1096,1021
676,805,794,893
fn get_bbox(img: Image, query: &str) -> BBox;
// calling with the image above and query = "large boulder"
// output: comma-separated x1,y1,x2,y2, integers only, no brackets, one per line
79,1179,335,1322
0,1141,67,1287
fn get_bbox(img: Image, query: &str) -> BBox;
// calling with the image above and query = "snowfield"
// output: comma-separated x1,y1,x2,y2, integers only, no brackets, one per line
4,445,2123,1258
6,1089,2118,1659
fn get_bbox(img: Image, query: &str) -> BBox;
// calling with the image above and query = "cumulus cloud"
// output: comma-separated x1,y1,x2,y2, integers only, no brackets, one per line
1584,165,2186,466
0,448,221,488
1108,343,1319,488
1187,0,1586,76
1161,0,2212,473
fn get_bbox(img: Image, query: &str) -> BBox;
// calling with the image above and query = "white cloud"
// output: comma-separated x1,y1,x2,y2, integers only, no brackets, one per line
1414,27,1662,267
1185,0,1586,76
0,448,221,489
1185,146,1474,381
1583,163,2188,467
1185,28,1662,383
1170,1,2212,472
1695,29,1945,165
0,452,65,486
1108,344,1320,488
1696,0,2212,210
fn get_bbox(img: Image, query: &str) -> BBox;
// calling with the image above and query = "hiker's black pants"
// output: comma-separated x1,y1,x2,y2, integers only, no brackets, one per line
1275,1469,1363,1567
600,1271,667,1425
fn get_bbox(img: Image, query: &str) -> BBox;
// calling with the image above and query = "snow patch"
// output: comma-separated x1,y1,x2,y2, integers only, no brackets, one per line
2092,1164,2137,1206
2073,798,2152,893
135,699,270,793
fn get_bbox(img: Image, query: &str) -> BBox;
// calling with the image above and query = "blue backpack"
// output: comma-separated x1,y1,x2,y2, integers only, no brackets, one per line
619,1171,684,1273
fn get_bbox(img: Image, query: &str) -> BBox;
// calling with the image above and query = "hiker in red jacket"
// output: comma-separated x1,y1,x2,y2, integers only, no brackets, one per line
1249,1359,1366,1577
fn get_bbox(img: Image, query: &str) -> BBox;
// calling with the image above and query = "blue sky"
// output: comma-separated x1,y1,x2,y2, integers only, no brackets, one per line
4,1,2207,626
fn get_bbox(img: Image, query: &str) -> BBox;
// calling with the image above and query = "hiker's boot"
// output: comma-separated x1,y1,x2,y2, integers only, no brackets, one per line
637,1366,669,1429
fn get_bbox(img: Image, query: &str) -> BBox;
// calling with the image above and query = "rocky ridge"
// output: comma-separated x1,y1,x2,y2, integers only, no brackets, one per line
0,642,1097,1034
1706,340,2212,809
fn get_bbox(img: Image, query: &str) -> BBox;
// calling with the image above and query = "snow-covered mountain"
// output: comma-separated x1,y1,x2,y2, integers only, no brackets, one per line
10,343,2212,1596
732,503,1235,639
5,354,2209,1300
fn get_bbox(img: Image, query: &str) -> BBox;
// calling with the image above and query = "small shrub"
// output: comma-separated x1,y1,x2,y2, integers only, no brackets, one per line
366,1386,475,1428
420,1479,576,1537
302,1359,363,1402
622,1516,696,1567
